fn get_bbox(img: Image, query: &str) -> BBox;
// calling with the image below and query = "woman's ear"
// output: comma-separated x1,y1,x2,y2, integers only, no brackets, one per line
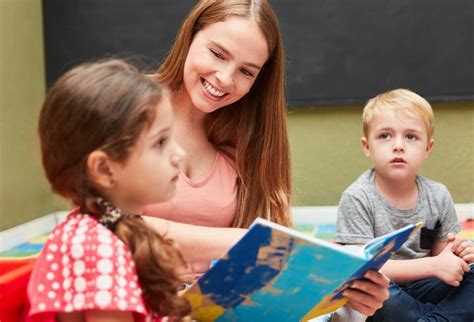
361,137,371,157
87,150,116,189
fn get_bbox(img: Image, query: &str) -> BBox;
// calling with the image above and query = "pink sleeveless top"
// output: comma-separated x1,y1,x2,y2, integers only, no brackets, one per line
143,151,237,227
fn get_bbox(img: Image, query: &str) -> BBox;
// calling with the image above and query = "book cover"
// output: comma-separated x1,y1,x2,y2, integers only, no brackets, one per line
184,218,421,322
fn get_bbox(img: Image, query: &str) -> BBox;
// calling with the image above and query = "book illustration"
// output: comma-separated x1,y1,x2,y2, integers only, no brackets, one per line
184,219,420,322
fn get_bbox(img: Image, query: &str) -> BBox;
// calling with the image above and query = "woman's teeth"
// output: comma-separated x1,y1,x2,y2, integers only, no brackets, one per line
202,79,226,97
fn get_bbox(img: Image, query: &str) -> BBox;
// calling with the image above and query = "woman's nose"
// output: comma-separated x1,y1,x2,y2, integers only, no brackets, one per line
215,66,234,88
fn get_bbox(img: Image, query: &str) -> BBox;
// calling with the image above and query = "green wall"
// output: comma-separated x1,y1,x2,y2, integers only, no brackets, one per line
288,103,474,206
0,2,473,231
0,0,61,231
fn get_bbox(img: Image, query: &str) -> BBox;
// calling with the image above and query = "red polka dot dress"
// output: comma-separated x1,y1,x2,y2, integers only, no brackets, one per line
25,209,160,322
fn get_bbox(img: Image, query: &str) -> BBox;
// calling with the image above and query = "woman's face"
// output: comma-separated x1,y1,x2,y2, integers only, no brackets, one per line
182,17,269,113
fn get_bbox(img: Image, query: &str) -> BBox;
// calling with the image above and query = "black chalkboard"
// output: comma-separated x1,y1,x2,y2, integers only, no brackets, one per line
43,0,474,107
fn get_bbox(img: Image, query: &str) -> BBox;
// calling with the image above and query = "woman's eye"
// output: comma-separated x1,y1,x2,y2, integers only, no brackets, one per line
239,67,254,77
210,49,224,60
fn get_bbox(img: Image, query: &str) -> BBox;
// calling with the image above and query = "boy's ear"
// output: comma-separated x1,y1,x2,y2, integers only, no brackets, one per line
87,150,116,189
425,139,435,159
361,137,371,157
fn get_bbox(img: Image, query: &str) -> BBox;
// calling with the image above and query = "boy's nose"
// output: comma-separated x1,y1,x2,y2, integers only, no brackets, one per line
393,137,405,152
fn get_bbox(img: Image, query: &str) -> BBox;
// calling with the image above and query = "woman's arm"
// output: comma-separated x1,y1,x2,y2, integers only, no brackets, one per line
142,216,246,262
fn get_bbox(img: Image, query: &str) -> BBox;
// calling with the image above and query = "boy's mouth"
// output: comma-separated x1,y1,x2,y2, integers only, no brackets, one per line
391,157,406,164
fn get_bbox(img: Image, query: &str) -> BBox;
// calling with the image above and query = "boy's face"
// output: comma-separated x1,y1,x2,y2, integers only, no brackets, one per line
361,109,433,182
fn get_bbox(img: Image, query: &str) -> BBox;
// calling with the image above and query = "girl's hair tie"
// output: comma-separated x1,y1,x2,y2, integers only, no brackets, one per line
96,197,138,230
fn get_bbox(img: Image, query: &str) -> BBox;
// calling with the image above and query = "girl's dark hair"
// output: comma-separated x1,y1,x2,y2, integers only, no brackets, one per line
38,59,191,319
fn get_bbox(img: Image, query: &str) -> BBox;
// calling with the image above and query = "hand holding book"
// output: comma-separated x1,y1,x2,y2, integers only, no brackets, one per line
184,219,421,322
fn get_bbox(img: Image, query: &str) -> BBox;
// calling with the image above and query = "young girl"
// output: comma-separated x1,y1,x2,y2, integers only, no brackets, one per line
142,0,389,317
26,59,191,322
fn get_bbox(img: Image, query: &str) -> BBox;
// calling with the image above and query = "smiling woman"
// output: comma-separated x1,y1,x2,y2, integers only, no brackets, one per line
141,0,389,319
182,17,269,113
146,0,291,232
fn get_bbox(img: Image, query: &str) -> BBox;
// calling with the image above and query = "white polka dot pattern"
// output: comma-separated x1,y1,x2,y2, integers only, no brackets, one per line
26,210,153,321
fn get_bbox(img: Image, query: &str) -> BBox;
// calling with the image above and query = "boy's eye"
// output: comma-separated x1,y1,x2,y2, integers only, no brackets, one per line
378,133,391,140
210,49,224,60
406,134,417,141
239,67,254,77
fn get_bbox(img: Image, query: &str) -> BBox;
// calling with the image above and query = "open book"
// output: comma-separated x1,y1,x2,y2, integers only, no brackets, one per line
184,218,421,322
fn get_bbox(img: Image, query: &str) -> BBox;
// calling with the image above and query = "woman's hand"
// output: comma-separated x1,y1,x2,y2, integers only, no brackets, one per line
343,270,390,316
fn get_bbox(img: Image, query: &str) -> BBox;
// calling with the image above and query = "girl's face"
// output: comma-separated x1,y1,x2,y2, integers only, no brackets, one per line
109,96,185,213
182,17,269,113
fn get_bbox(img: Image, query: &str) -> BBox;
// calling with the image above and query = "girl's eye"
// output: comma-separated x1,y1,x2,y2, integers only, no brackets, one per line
210,49,224,60
155,137,168,148
239,67,254,77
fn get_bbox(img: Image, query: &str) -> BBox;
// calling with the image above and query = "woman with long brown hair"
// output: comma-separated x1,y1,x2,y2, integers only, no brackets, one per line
143,0,389,317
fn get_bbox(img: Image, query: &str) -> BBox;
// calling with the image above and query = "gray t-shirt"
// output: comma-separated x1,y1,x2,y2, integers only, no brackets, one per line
335,169,460,260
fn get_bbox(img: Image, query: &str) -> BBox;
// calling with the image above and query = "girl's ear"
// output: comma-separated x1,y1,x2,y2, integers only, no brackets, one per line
361,137,371,157
87,150,116,189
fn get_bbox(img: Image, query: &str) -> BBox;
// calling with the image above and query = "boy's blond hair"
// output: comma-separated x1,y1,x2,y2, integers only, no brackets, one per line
362,88,435,140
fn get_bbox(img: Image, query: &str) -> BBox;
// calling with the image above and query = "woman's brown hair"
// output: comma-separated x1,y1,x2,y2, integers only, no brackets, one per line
38,59,190,319
155,0,292,228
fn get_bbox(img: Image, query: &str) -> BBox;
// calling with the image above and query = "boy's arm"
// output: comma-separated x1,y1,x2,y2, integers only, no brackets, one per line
431,239,449,256
382,241,470,286
335,191,375,244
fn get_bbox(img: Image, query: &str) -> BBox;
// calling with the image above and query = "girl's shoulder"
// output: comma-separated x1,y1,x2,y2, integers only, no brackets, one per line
26,210,148,320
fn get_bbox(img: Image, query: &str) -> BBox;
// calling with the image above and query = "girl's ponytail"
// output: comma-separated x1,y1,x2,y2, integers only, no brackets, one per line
83,198,192,320
115,216,191,319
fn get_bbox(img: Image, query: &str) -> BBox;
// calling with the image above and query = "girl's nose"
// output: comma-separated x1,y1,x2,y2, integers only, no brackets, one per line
171,142,185,166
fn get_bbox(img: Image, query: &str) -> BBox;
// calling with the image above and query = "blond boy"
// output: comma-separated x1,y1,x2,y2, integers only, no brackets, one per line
335,89,474,321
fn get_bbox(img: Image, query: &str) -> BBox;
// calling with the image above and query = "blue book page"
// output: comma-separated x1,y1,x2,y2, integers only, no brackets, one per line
184,219,420,321
185,219,366,321
301,222,421,320
363,222,422,259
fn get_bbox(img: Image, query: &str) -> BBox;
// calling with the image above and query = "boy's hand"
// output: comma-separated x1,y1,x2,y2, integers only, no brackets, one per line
343,270,389,316
447,233,474,264
433,241,470,286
